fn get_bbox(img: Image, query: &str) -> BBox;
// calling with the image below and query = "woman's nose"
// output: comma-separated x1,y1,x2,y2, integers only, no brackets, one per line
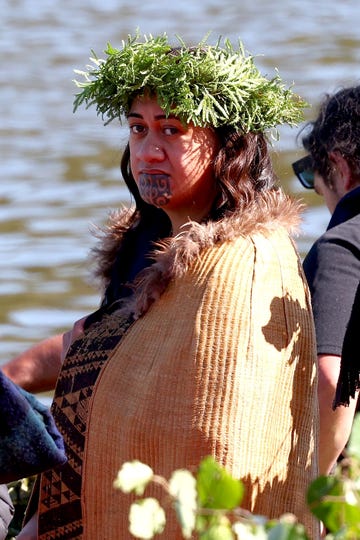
137,137,164,162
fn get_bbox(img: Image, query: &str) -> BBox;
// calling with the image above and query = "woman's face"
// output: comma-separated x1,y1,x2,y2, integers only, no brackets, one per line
127,96,219,228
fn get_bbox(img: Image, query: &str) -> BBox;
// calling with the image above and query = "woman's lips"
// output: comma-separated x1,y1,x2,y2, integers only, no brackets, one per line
138,173,171,206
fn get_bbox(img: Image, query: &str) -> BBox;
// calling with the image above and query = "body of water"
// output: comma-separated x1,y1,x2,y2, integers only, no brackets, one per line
1,0,360,364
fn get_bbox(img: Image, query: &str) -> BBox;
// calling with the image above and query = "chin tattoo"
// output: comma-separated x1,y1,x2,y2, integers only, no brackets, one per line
139,174,171,206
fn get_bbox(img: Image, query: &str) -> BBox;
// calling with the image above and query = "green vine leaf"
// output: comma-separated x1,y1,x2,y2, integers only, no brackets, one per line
199,522,235,539
197,456,244,510
347,414,360,460
307,475,360,534
266,521,308,540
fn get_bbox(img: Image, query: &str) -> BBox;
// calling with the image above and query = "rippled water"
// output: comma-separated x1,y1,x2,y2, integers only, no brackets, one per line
1,0,360,364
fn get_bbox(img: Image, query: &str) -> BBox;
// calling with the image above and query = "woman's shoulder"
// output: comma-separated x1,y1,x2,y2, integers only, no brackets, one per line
230,189,302,239
195,190,302,261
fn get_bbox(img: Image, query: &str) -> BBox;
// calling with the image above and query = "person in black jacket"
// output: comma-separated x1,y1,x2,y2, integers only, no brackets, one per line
292,85,360,475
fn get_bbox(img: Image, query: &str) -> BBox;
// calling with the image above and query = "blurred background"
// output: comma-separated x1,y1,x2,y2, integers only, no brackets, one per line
1,0,359,367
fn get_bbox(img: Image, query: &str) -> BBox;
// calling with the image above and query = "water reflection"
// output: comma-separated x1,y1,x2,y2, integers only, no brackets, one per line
1,0,360,363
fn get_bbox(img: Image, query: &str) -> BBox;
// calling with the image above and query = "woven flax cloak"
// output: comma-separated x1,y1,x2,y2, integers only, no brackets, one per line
39,193,320,539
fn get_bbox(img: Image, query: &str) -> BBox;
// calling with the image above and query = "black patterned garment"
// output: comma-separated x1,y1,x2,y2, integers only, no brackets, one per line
38,313,133,540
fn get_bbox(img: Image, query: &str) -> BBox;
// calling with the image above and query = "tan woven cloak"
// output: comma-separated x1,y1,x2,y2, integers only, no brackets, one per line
80,204,319,539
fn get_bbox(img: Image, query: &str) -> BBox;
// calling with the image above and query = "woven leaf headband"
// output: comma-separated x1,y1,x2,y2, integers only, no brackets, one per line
73,32,306,133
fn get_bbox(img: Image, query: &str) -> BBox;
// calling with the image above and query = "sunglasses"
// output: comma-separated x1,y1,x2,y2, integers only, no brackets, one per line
292,155,315,189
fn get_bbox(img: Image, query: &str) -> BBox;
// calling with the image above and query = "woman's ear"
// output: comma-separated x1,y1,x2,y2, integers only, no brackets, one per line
329,151,354,191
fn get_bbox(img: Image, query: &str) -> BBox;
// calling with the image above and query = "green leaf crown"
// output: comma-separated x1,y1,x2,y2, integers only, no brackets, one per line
73,32,307,133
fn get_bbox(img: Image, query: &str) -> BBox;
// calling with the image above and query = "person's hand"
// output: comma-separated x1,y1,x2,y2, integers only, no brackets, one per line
61,316,88,363
16,512,38,539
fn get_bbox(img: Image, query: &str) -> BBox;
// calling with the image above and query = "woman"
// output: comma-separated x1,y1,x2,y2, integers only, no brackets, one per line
19,33,319,539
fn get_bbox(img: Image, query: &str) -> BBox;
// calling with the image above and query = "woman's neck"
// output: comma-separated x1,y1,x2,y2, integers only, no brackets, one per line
167,206,213,236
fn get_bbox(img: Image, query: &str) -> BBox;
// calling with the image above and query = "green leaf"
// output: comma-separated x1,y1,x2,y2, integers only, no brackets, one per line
199,522,235,539
197,456,244,510
307,475,360,533
129,498,166,539
307,475,342,504
73,32,307,132
266,521,309,540
348,413,360,460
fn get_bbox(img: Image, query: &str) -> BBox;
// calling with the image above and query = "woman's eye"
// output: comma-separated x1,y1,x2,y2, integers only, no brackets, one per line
129,124,145,134
163,126,178,136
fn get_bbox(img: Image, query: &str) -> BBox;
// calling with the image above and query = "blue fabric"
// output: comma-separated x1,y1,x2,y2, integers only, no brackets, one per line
0,371,66,483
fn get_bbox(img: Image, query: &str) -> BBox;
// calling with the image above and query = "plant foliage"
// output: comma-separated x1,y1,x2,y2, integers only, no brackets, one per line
114,457,308,539
114,414,360,539
73,31,307,134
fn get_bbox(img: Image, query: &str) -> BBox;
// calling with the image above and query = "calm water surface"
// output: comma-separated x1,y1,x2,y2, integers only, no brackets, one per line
1,0,360,365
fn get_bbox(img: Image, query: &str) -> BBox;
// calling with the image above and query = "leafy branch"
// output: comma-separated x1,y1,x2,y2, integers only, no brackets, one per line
73,31,307,135
114,415,360,539
114,456,308,539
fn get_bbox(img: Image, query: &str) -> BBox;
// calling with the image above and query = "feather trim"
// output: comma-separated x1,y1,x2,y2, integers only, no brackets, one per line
94,190,303,318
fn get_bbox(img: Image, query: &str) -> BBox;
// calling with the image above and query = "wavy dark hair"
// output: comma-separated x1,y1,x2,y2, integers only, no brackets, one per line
301,85,360,185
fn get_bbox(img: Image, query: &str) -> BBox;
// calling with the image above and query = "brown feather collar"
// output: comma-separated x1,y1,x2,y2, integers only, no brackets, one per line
93,190,303,319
